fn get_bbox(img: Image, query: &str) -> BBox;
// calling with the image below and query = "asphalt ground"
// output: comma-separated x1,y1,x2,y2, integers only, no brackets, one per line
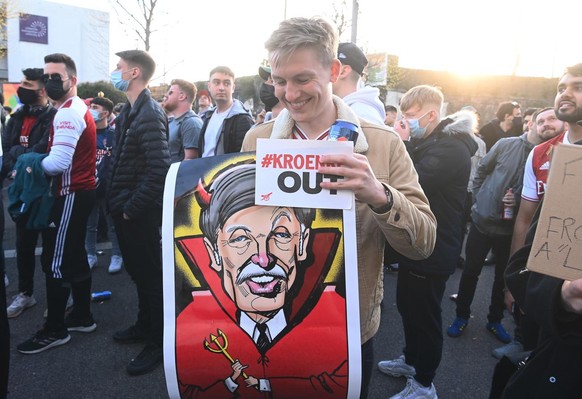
4,199,503,398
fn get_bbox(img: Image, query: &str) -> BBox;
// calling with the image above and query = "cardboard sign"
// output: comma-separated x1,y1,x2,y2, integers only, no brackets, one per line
528,144,582,280
255,139,354,210
162,153,361,399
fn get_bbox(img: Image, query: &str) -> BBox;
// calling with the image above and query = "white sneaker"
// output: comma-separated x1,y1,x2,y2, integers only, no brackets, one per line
378,355,416,378
390,378,438,399
87,254,98,270
7,293,37,318
108,255,123,274
492,340,524,359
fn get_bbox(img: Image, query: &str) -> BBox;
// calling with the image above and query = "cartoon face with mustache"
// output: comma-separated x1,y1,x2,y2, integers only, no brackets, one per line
204,205,310,320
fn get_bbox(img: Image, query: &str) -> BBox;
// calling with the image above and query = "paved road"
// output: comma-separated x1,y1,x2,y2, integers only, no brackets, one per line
4,203,504,398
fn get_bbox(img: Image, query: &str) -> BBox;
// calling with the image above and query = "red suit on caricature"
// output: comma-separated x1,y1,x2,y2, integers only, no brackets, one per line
175,229,349,399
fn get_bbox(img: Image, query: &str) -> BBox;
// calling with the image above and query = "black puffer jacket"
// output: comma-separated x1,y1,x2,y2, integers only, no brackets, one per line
400,110,479,276
107,89,170,219
1,104,56,178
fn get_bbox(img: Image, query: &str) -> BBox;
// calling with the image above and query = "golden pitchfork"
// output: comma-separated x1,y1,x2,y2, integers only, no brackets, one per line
204,329,248,379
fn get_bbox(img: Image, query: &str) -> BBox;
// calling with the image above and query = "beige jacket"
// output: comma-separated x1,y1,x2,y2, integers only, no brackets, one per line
242,96,436,343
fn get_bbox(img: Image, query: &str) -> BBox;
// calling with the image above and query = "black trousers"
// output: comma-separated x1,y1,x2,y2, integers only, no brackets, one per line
15,222,40,296
456,224,511,323
0,163,10,398
397,265,448,387
42,190,95,332
113,211,163,346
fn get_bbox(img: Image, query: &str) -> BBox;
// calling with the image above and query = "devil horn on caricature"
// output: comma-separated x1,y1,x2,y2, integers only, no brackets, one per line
196,178,212,207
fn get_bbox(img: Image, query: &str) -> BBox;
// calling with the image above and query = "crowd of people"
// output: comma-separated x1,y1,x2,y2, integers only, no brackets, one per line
0,15,581,399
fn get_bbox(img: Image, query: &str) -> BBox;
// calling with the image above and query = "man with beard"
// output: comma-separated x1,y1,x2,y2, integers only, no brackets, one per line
17,53,97,354
3,68,56,318
163,79,203,162
500,63,582,398
511,63,582,255
176,163,349,398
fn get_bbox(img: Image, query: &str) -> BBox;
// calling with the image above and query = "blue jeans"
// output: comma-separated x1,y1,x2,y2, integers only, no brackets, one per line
85,198,120,257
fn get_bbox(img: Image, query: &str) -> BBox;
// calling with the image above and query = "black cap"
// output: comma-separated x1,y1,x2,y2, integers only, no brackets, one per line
338,42,368,75
258,66,271,81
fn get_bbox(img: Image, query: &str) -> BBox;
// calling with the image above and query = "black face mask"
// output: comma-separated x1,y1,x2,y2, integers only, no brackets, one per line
512,116,523,129
259,83,279,112
17,87,40,106
45,79,69,101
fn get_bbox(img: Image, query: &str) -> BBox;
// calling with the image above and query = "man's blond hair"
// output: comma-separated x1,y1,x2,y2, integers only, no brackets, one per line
400,85,444,113
265,17,338,70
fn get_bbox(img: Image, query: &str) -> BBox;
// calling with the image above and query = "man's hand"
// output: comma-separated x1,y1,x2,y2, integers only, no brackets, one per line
318,153,387,208
393,119,411,141
502,190,516,207
245,376,259,388
230,360,248,381
561,279,582,314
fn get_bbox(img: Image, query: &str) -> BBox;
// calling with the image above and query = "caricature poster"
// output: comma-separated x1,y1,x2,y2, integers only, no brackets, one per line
162,147,361,399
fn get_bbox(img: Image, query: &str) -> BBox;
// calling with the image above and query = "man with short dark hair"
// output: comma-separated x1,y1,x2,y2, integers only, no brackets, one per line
479,101,522,151
384,105,398,127
107,49,170,375
3,68,57,319
85,95,123,274
162,79,203,161
199,66,254,157
332,42,385,125
17,53,97,354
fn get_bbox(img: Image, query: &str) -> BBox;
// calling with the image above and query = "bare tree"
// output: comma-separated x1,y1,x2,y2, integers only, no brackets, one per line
0,0,19,58
111,0,159,51
328,0,350,39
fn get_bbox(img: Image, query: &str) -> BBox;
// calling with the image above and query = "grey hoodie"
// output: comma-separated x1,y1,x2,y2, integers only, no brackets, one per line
342,86,386,126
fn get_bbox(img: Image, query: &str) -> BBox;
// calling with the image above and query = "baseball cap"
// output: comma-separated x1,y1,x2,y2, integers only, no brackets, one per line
258,66,272,81
198,89,210,98
338,42,368,75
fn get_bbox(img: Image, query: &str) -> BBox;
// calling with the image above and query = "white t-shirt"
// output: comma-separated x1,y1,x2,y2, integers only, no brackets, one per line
202,105,232,157
521,130,570,202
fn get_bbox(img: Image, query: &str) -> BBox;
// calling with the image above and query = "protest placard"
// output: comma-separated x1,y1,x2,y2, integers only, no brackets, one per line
528,144,582,280
162,153,361,398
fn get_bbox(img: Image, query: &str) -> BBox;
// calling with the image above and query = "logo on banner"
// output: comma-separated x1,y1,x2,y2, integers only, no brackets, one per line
19,14,48,44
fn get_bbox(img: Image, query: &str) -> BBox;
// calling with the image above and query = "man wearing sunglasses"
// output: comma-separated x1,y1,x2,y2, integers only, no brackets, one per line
17,53,97,355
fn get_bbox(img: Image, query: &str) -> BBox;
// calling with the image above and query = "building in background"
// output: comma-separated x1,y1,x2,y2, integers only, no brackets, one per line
1,0,109,103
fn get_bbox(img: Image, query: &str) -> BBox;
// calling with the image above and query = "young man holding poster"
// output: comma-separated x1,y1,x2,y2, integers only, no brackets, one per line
242,17,437,398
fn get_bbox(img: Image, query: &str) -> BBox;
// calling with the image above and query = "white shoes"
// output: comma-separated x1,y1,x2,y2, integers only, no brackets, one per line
108,255,123,274
378,355,416,378
87,254,98,270
7,293,37,318
390,378,438,399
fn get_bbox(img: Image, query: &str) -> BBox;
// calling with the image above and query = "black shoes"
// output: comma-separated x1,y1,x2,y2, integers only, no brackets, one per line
17,328,71,354
113,325,147,344
127,343,163,376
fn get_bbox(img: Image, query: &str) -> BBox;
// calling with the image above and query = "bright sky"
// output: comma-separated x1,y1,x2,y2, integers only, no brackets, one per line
54,0,581,84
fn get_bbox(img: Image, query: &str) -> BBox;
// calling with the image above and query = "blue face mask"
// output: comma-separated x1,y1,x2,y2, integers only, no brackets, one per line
407,111,431,139
90,109,103,122
110,70,130,92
